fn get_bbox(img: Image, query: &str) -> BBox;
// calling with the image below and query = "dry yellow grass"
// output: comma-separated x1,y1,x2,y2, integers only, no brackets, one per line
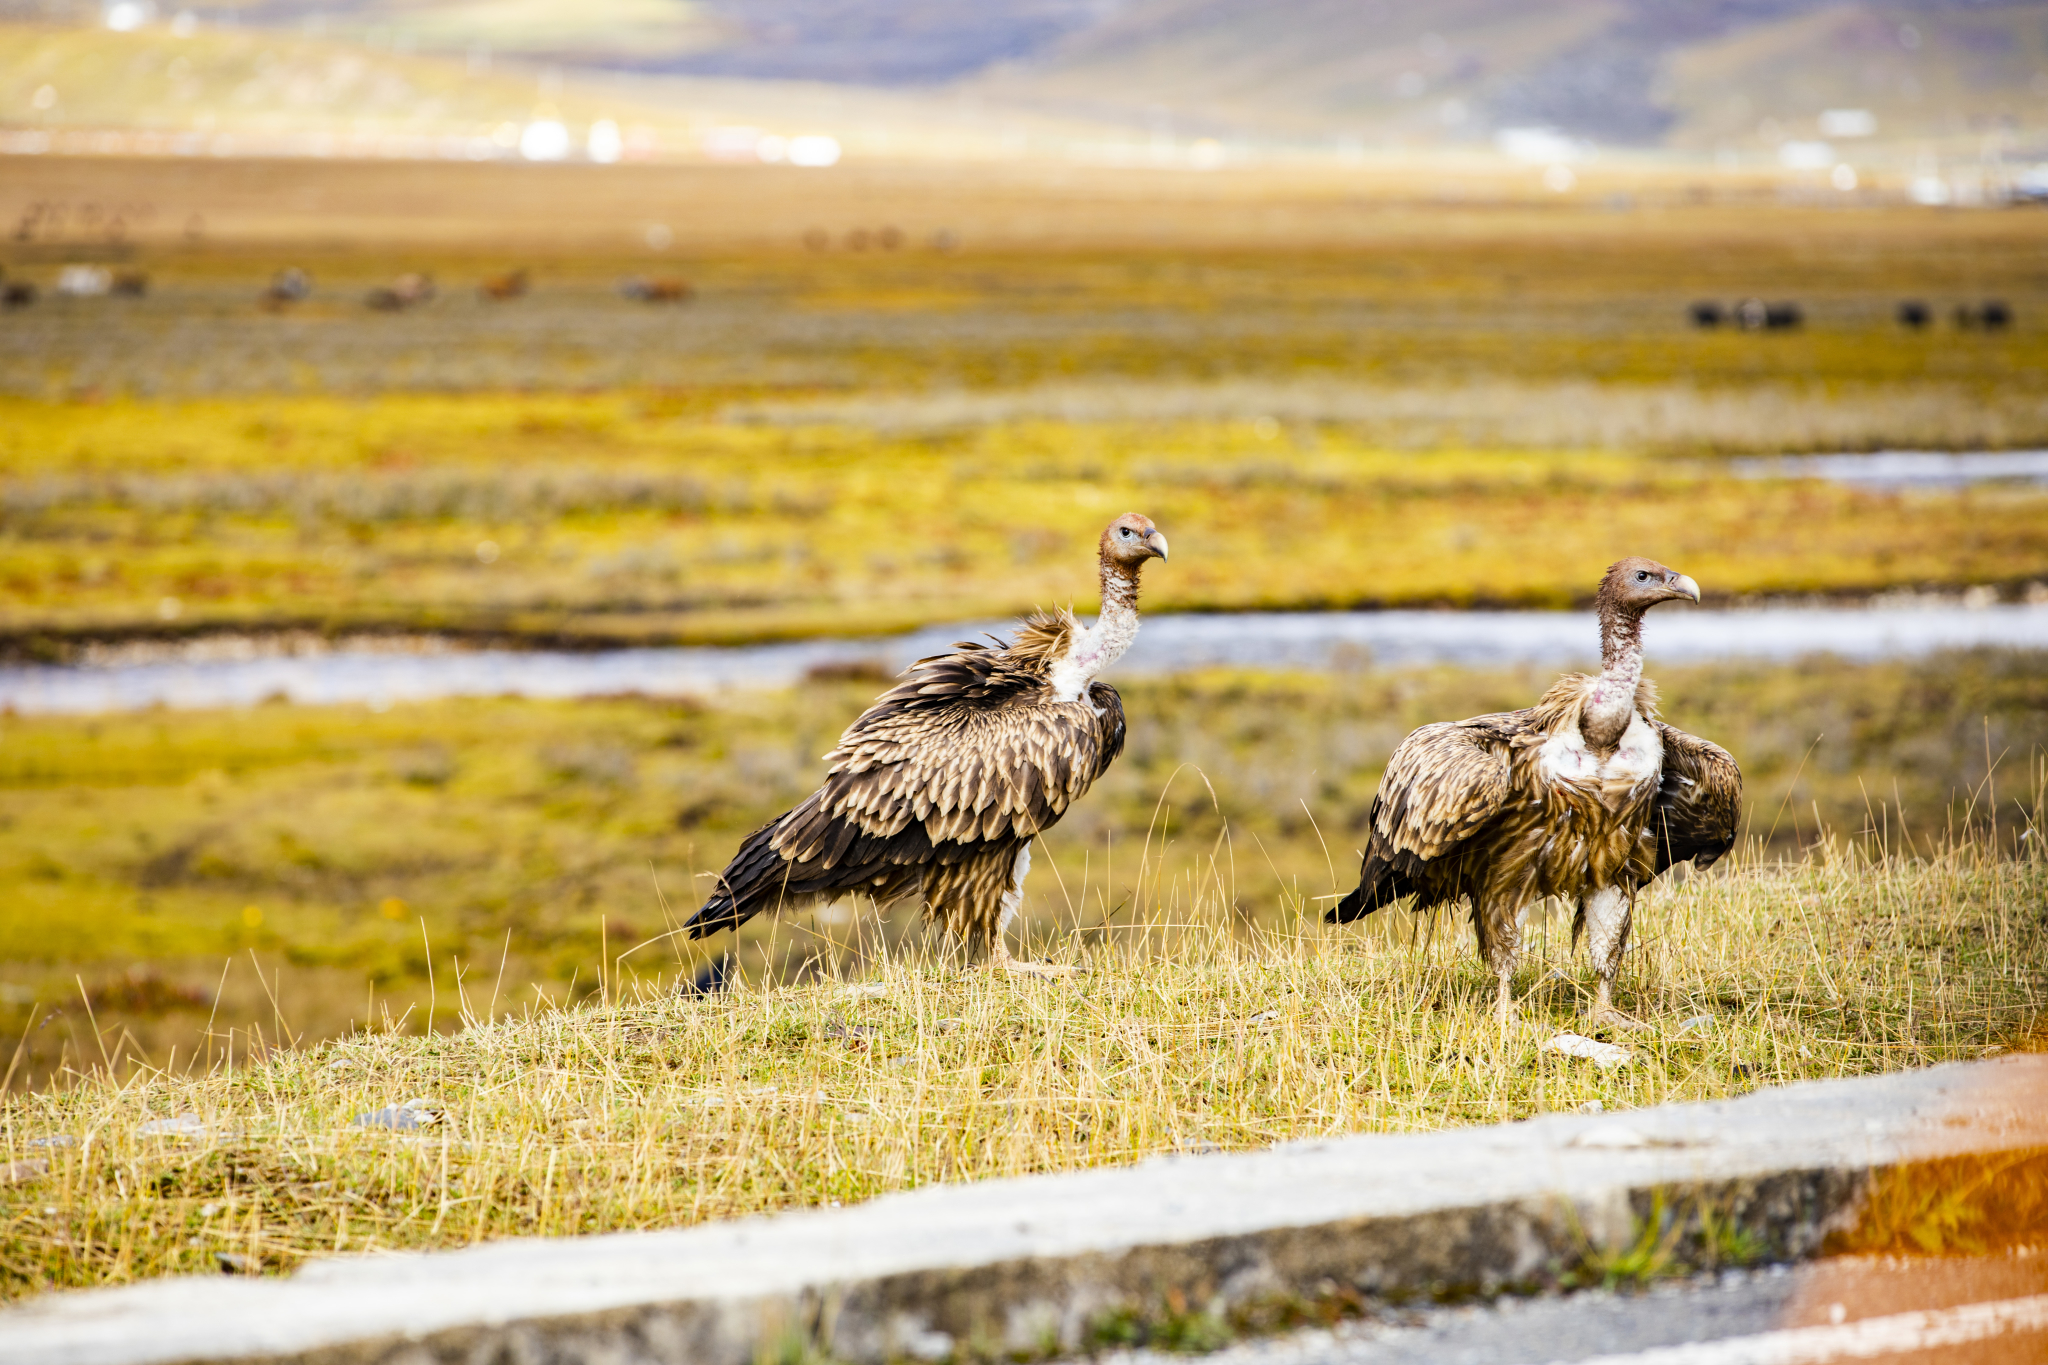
2,818,2041,1298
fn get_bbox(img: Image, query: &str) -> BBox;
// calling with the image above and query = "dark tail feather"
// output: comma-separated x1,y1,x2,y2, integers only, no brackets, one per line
1326,854,1413,924
685,816,797,939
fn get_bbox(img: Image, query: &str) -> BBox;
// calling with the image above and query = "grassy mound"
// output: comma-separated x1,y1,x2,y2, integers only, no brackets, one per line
2,829,2042,1298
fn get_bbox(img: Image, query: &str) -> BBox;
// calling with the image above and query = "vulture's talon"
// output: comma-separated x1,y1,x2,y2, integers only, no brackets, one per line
1591,1008,1652,1035
1001,958,1081,979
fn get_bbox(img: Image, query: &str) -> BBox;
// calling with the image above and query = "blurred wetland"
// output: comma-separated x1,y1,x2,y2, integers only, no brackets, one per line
1,157,2044,1103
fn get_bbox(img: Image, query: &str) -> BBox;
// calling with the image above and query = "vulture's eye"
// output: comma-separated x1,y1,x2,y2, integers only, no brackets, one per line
1120,527,1134,538
1634,570,1650,582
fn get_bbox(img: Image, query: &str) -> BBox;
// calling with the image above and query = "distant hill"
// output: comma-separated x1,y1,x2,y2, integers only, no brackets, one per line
4,0,2044,153
961,0,2048,150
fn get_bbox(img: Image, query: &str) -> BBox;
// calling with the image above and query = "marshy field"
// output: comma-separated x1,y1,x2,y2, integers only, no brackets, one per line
1,158,2044,1298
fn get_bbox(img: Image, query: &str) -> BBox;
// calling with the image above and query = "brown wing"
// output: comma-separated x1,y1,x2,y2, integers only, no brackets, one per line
773,648,1124,859
687,622,1123,939
1372,716,1520,860
1651,723,1742,874
1330,713,1522,922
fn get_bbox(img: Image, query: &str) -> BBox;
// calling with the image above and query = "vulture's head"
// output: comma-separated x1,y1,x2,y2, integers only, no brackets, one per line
1100,513,1169,571
1598,557,1701,616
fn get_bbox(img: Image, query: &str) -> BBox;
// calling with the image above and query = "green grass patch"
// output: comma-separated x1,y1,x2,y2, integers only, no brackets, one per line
5,394,2045,646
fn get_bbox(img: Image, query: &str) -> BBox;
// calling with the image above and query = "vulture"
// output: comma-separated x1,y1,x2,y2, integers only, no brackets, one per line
684,513,1169,974
1329,558,1742,1028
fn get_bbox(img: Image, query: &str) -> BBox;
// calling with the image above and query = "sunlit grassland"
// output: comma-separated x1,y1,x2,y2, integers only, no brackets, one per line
9,235,2048,399
2,648,2041,1095
5,394,2046,648
1,822,2040,1298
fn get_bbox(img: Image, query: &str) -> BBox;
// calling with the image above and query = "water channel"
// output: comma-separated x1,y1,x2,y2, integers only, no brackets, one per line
3,602,2041,716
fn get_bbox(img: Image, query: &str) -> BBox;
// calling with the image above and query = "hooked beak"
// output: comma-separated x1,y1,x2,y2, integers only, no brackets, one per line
1145,530,1169,562
1670,573,1700,603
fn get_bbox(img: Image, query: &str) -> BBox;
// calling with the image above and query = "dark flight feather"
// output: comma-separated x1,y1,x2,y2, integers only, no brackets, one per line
686,611,1126,942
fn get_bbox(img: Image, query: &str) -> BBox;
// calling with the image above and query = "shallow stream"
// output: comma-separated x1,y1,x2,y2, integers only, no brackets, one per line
4,602,2042,715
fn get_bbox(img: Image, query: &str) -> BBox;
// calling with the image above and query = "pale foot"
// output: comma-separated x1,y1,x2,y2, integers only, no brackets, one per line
1591,981,1650,1033
992,944,1080,978
1589,1007,1651,1034
1494,972,1516,1027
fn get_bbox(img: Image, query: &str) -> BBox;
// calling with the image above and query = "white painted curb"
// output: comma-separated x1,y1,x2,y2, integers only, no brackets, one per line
5,1055,2044,1365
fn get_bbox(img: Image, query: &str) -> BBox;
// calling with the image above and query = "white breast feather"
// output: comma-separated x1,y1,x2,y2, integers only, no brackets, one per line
1539,711,1663,791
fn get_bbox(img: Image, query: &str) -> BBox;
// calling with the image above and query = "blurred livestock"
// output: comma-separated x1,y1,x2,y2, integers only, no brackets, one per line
618,276,693,303
261,267,312,308
1693,299,1803,332
1730,297,1801,331
111,271,148,297
479,269,529,301
1897,300,1930,329
1,280,34,308
1956,301,2012,330
366,273,436,312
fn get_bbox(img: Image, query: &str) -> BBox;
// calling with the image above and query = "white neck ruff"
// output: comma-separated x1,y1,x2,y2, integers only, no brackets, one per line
1046,562,1140,703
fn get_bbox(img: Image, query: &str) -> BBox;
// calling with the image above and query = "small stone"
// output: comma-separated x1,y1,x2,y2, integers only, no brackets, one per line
1542,1032,1632,1069
138,1113,207,1139
353,1097,443,1130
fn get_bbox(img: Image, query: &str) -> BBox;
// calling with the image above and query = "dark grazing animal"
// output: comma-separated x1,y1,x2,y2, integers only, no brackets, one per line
1329,558,1741,1029
1763,301,1802,329
1687,301,1723,328
685,514,1170,974
1959,300,2012,330
1897,301,1930,329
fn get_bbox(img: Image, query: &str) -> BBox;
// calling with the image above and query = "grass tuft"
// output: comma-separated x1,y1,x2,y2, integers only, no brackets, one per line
1,822,2041,1299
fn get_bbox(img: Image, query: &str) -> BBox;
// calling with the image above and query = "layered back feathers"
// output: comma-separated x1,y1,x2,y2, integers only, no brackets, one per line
686,609,1124,939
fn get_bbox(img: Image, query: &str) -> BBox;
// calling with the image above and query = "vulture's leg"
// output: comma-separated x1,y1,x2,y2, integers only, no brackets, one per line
1582,885,1647,1032
1476,896,1522,1025
988,844,1076,977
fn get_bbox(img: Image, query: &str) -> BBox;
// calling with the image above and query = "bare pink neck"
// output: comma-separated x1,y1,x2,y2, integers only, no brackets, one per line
1582,602,1644,749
